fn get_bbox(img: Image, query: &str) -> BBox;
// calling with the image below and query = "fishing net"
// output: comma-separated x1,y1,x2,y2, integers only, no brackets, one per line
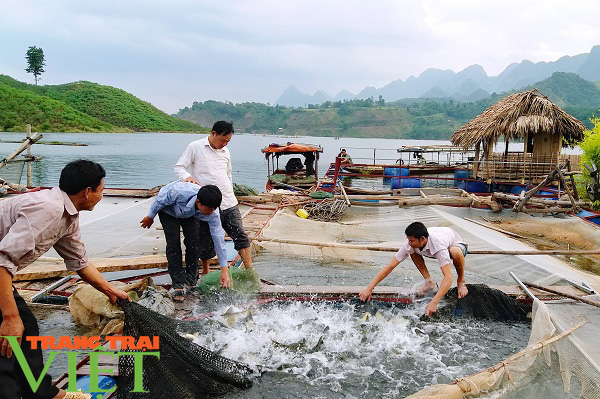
232,183,258,197
0,159,25,184
116,301,253,399
69,278,170,335
257,205,600,398
308,190,333,199
433,284,530,321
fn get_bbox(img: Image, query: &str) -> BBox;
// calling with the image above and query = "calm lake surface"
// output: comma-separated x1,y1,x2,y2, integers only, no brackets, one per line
0,132,505,191
0,132,582,191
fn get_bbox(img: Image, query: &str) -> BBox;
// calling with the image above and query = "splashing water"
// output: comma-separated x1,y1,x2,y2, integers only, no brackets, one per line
183,299,529,398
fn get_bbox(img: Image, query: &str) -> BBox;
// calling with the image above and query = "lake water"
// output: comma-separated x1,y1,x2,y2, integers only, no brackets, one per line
2,132,568,191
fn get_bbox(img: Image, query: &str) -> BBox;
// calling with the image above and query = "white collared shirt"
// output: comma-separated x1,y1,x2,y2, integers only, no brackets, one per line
174,136,237,210
395,227,465,268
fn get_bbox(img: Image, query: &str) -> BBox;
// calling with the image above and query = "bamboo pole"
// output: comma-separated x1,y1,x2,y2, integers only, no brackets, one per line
458,319,585,384
398,196,475,207
513,167,560,212
463,217,526,239
0,132,43,168
339,181,351,206
255,237,600,255
26,124,32,187
492,192,589,207
524,282,600,308
556,167,579,212
566,159,579,201
473,142,481,179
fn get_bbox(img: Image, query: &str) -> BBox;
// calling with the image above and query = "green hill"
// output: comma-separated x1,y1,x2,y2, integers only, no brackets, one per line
526,72,600,126
528,72,600,107
177,99,489,139
177,73,600,139
0,83,123,132
0,75,207,132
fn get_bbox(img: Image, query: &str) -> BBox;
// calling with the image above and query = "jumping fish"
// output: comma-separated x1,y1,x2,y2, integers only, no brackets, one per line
218,306,253,328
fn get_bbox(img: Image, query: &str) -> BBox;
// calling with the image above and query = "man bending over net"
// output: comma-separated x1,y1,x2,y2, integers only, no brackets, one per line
359,222,469,316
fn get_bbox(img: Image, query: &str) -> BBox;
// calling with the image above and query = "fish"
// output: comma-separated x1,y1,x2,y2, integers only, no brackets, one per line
182,332,198,341
217,306,254,328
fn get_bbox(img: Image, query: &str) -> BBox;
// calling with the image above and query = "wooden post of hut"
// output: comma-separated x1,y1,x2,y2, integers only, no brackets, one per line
473,142,480,179
521,132,528,184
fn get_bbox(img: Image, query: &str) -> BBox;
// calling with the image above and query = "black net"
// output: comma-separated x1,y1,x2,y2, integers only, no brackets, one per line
434,284,530,321
117,301,253,399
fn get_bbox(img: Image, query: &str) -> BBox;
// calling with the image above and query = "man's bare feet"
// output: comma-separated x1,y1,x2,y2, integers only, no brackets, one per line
414,279,436,296
457,282,468,298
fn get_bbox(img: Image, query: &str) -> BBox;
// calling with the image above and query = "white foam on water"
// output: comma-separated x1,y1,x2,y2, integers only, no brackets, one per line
187,300,528,397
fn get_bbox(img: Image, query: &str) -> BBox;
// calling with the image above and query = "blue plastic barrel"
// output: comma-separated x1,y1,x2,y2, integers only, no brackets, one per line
510,186,526,195
453,169,471,187
383,167,400,177
391,177,421,189
538,190,558,200
386,167,408,186
459,180,488,193
76,375,117,399
383,167,398,185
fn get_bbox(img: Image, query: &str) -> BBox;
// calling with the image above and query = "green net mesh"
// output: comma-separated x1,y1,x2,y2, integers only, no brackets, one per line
309,191,334,199
196,268,261,295
232,183,258,196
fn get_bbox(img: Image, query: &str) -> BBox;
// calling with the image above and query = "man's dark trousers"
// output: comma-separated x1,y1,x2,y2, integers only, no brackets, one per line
158,211,200,289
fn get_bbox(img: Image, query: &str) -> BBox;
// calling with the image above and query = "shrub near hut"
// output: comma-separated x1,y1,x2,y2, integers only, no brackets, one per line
579,118,600,206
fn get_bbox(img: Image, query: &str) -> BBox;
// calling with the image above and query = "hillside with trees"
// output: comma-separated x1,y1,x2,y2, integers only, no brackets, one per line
177,73,600,139
0,83,122,132
0,75,207,133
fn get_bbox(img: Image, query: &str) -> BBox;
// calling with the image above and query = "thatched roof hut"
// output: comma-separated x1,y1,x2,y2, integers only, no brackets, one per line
451,89,586,148
451,89,586,183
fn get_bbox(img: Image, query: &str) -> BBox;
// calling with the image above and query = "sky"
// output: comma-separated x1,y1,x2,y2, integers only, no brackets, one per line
1,0,600,114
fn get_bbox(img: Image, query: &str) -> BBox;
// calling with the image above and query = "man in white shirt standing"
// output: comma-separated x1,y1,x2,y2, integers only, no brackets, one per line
359,221,469,317
174,121,252,274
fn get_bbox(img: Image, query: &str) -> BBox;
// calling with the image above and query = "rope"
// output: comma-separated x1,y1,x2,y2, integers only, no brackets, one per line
303,199,347,222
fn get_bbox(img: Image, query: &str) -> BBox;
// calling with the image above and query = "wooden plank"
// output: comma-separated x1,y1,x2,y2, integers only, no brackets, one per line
77,365,119,377
393,187,463,197
13,255,221,282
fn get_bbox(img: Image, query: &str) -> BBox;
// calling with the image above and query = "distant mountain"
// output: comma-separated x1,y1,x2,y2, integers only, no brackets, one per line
276,45,600,106
334,89,356,101
178,71,600,140
528,72,600,107
0,75,206,132
276,85,334,107
578,45,600,81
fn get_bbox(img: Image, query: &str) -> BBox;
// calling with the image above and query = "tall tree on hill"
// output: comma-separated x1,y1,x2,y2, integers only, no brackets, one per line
25,46,45,85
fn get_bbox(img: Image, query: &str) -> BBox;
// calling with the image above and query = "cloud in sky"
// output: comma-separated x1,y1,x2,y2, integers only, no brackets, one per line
1,0,599,113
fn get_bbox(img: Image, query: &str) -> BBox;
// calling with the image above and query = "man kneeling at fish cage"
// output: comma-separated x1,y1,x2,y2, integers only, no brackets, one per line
359,222,468,317
140,182,230,302
0,160,130,399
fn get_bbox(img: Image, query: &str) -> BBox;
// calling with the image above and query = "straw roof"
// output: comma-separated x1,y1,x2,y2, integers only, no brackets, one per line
451,89,586,148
